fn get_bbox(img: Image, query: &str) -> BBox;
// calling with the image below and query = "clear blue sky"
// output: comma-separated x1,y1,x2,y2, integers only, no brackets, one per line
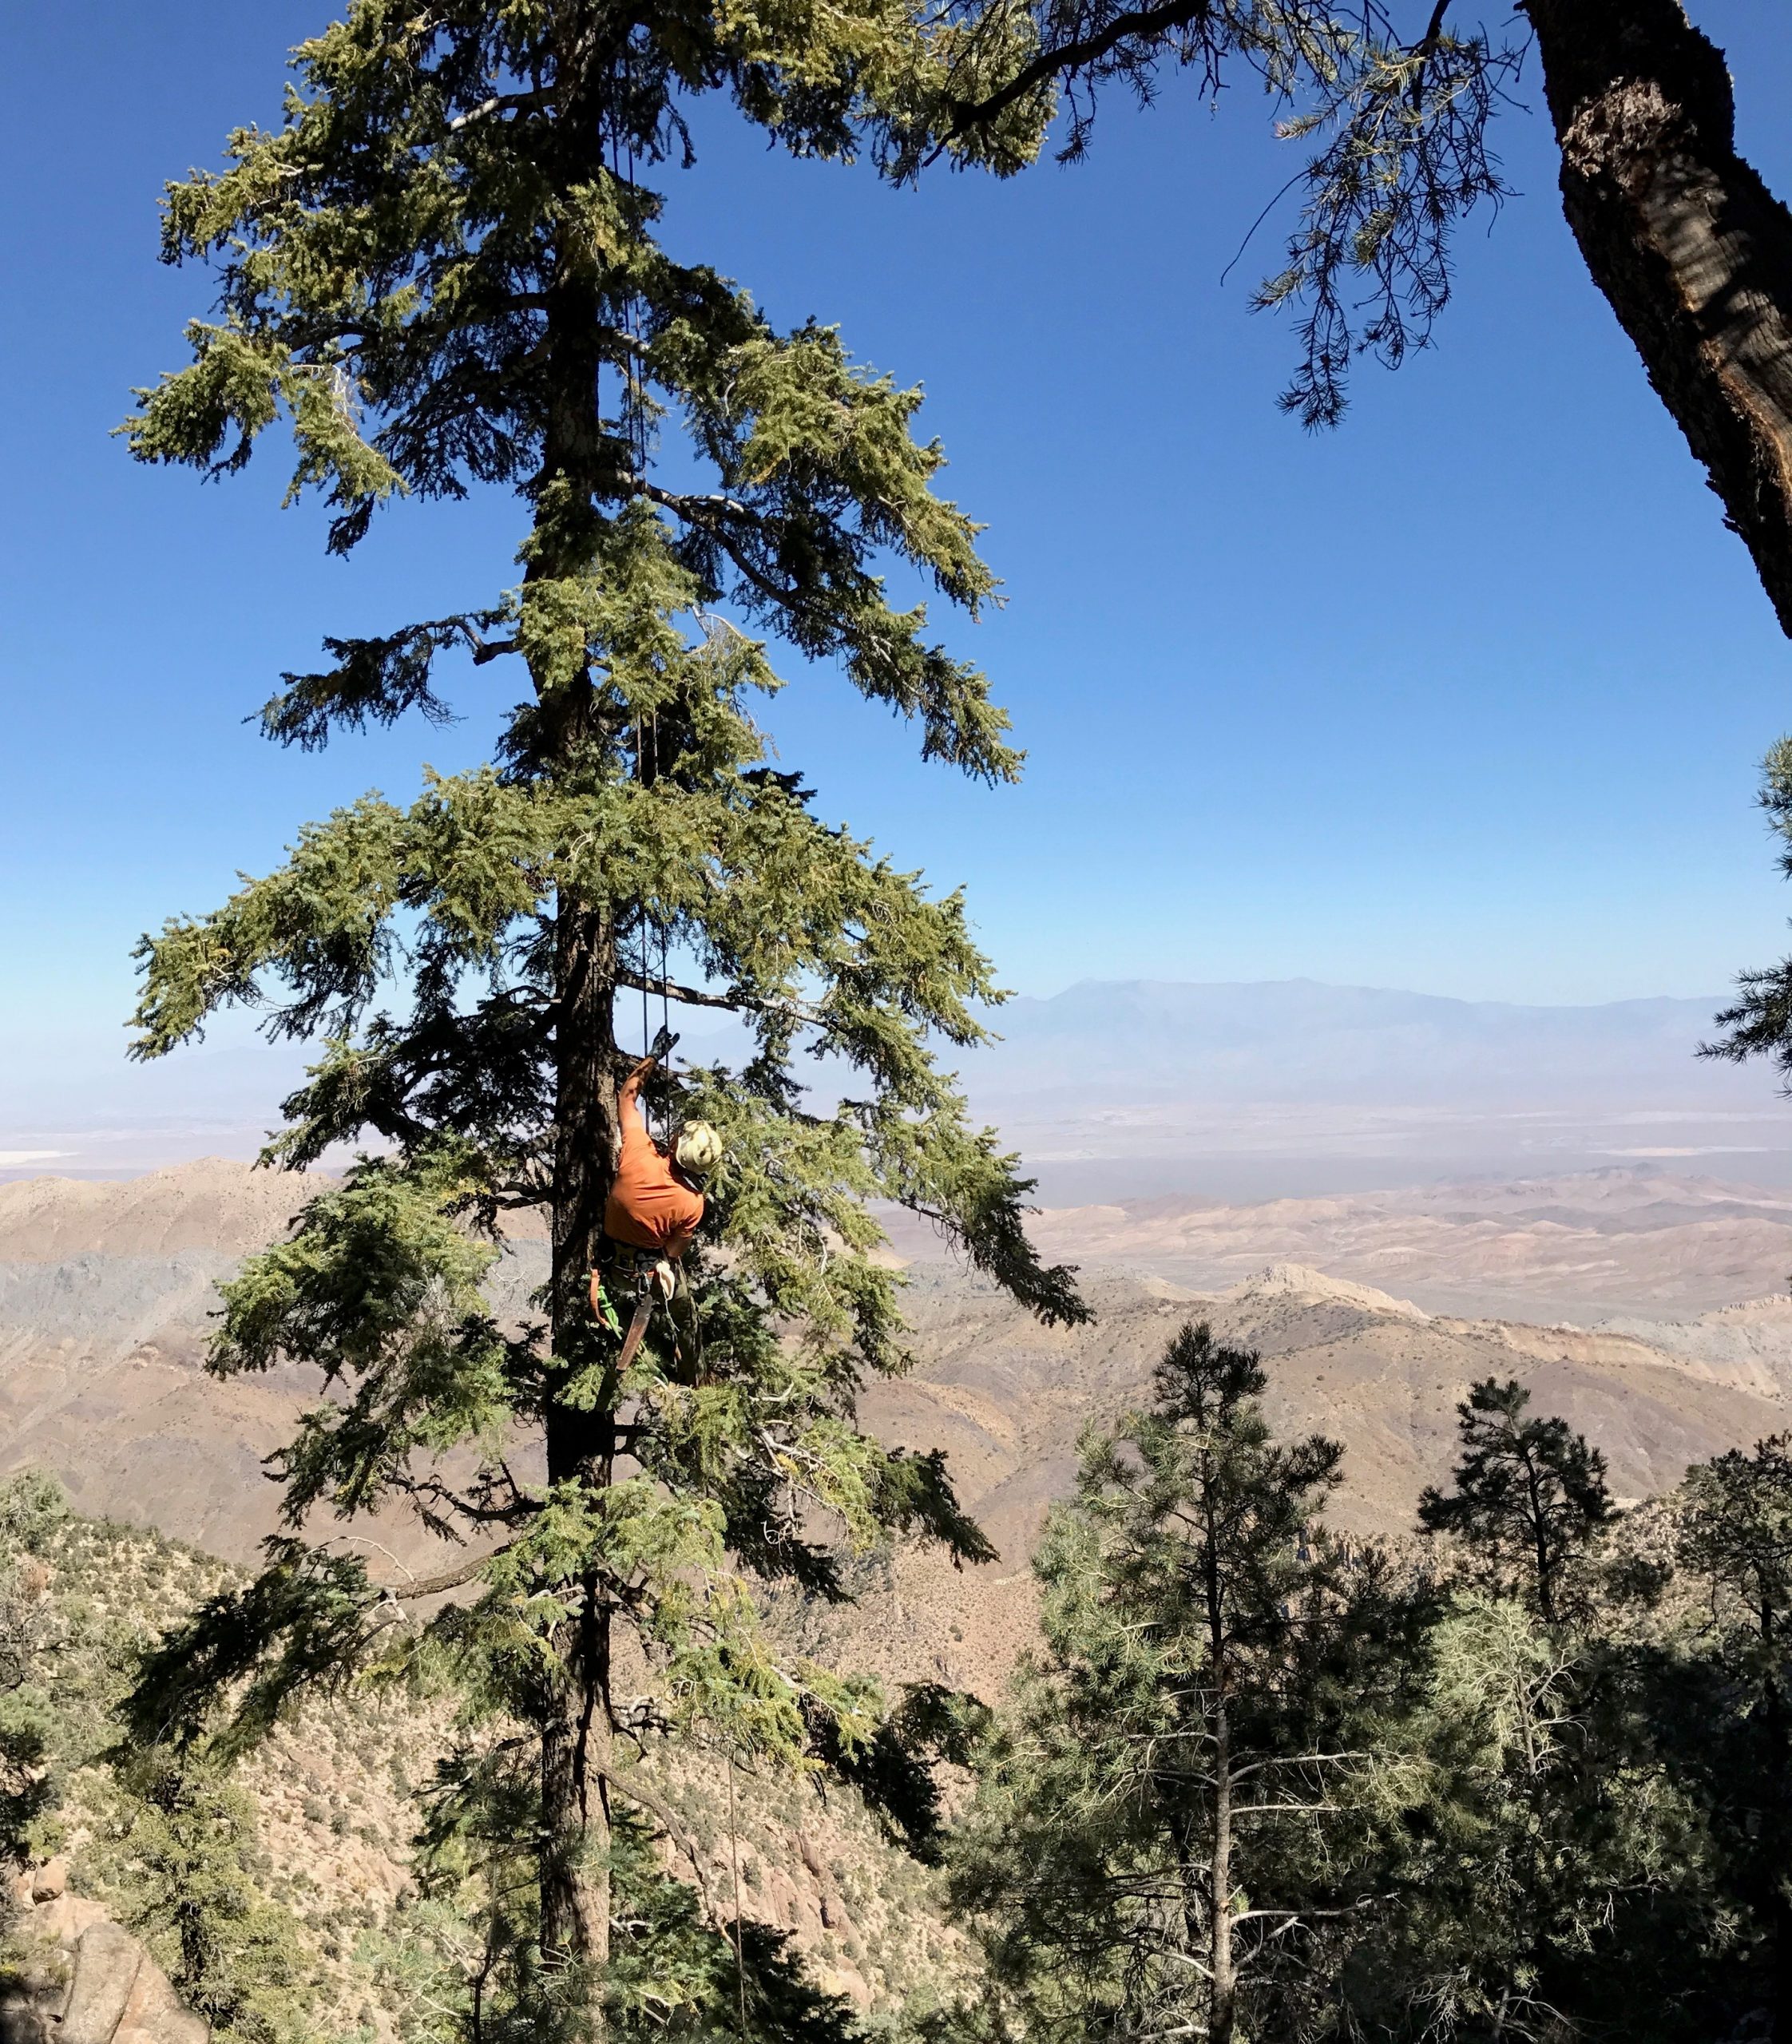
6,0,1792,1105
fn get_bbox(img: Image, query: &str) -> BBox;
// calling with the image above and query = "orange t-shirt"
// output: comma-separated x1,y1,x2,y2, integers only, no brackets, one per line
604,1073,705,1255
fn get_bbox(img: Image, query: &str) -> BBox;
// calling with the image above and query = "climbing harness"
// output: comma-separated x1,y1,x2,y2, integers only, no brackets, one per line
590,1237,701,1377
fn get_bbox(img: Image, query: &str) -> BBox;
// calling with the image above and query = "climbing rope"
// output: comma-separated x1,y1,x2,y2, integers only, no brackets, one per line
727,1749,747,2038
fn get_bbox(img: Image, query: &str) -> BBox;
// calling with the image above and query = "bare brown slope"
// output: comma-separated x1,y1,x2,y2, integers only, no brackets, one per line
3,1163,1789,1705
1016,1168,1792,1322
816,1260,1790,1703
0,1158,314,1261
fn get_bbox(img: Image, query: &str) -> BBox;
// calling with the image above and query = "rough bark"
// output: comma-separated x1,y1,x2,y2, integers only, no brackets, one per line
540,902,624,1999
534,4,629,2018
538,653,622,1999
1209,1698,1236,2044
1526,0,1792,635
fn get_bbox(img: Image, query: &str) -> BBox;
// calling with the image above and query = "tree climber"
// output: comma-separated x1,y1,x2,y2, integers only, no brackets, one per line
591,1029,724,1369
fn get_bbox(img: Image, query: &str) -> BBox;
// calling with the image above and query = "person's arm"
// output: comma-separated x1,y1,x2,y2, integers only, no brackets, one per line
616,1054,653,1136
617,1028,678,1135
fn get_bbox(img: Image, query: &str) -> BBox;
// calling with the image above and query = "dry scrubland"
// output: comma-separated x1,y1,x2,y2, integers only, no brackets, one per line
3,1159,1790,2028
0,1506,969,2037
3,1159,1790,1713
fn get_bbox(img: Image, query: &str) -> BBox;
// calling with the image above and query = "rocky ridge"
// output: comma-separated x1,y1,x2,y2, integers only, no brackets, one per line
4,1161,1790,1703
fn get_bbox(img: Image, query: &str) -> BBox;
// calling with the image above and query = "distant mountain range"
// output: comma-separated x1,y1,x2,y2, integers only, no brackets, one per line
6,978,1790,1197
973,980,1734,1103
952,980,1792,1200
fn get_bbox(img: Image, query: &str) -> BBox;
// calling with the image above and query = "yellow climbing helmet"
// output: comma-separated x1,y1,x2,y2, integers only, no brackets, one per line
674,1121,724,1178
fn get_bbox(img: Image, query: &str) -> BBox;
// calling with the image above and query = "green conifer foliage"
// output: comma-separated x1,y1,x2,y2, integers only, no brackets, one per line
1417,1379,1613,1624
1674,1436,1792,2037
117,6,1084,2028
0,1480,66,1890
95,1753,310,2044
946,1323,1410,2044
395,1745,865,2043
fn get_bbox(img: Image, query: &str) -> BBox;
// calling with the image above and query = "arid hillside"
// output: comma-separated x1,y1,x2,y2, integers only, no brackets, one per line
1011,1166,1792,1322
5,1161,1790,1708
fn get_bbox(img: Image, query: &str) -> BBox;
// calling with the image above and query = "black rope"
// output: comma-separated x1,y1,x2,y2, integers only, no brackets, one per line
614,49,670,1115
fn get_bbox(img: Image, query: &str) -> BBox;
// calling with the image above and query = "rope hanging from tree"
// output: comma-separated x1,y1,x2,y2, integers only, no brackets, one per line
613,67,672,1098
727,1748,748,2039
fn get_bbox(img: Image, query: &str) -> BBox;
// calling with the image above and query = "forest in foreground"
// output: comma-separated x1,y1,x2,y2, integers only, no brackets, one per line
5,1333,1790,2044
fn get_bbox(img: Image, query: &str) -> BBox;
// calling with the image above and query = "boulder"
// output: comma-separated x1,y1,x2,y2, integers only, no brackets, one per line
0,1978,62,2044
30,1861,66,1904
60,1923,148,2044
764,1866,801,1931
1,1987,57,2044
31,1895,107,1947
113,1947,206,2044
2,1889,206,2044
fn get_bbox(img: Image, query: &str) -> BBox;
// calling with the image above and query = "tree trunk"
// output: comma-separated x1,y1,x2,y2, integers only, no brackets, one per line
1209,1699,1237,2044
1526,0,1792,636
1202,1468,1238,2044
1520,1445,1556,1623
541,892,624,2019
535,5,630,2020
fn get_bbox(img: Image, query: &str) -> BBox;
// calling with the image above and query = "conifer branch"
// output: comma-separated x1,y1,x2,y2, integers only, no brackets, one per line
945,0,1214,136
373,1546,513,1602
446,89,552,132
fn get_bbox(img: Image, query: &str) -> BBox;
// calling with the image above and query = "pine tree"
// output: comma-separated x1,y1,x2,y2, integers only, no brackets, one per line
390,1753,865,2044
94,1752,309,2044
0,1478,65,1895
947,1322,1411,2044
117,6,1084,2033
1673,1436,1792,2037
1417,1380,1612,1624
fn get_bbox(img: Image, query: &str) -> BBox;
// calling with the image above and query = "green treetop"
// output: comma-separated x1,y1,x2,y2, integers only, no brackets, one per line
947,1323,1413,2044
1418,1378,1613,1626
118,4,1083,2033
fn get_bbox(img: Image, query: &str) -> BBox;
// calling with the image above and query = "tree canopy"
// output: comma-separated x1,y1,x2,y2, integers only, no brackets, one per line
892,2,1792,642
118,3,1082,2032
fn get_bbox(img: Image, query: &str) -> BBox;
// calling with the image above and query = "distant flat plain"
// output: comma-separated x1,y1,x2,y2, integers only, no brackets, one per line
8,978,1790,1196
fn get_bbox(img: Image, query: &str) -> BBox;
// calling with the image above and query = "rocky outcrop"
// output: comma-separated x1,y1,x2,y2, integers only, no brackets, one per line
2,1883,205,2044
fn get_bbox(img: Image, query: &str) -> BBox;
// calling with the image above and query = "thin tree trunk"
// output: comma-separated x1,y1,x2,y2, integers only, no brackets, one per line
1526,0,1792,636
1209,1700,1236,2044
1201,1464,1238,2044
1520,1444,1556,1623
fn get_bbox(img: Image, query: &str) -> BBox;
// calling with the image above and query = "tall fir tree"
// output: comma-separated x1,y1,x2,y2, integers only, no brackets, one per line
117,6,1084,2033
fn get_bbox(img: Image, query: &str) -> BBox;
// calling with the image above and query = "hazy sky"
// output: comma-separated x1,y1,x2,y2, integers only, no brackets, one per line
7,0,1792,1105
